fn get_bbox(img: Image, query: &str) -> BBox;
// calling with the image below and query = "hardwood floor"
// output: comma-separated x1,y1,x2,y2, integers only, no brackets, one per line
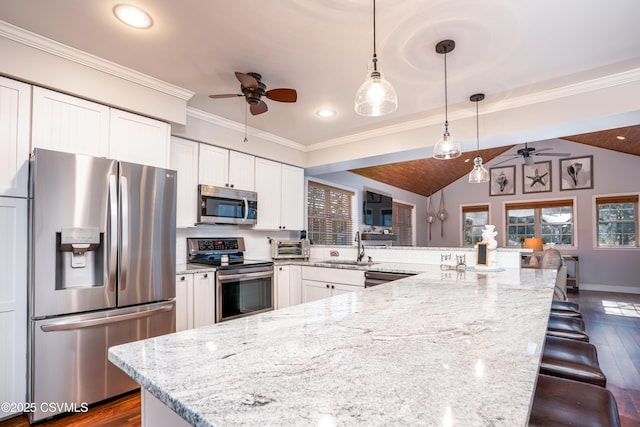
569,290,640,427
1,290,638,426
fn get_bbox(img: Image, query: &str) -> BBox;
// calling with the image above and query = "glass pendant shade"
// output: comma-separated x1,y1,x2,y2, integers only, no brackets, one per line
433,123,461,159
355,66,397,116
468,156,490,183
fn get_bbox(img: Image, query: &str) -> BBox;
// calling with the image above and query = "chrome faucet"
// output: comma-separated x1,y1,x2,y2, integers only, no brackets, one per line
355,231,365,263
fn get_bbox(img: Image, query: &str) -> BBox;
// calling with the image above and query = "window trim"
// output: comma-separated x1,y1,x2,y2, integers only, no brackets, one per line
592,192,640,250
502,197,578,249
460,203,490,247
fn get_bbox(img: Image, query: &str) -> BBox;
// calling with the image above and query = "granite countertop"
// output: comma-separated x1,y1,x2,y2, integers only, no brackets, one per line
109,265,556,426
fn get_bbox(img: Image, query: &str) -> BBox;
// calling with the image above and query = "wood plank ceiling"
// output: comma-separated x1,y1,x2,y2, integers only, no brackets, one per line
349,125,640,197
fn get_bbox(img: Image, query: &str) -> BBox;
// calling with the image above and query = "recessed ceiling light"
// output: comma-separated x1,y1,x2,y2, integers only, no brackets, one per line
316,109,336,118
616,135,626,140
113,4,153,29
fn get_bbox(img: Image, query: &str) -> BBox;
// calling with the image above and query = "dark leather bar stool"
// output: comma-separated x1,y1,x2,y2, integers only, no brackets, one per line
550,299,582,318
547,314,589,342
540,335,606,387
529,374,621,427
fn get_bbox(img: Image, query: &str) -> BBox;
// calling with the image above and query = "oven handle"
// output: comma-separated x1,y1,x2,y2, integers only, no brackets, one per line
217,270,273,282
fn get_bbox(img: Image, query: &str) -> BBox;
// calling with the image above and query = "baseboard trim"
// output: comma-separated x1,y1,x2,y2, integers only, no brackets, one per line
578,284,640,294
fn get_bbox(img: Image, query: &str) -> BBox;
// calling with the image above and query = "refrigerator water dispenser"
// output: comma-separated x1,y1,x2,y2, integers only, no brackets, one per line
56,227,103,289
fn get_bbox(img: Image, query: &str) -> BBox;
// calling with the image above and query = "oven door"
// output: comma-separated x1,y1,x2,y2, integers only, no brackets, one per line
216,265,274,322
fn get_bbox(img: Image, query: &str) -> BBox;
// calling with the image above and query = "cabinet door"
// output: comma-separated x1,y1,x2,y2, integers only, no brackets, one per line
192,272,215,328
170,137,199,227
32,87,109,157
0,198,27,419
276,266,290,309
289,265,302,306
302,279,332,303
109,109,170,168
228,151,255,191
175,274,193,332
254,158,281,230
280,164,305,230
331,283,361,297
0,77,30,198
198,144,229,187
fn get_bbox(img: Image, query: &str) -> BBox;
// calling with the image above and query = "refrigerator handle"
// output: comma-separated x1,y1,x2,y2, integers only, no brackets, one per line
120,175,128,292
243,197,249,222
108,175,118,293
39,303,174,332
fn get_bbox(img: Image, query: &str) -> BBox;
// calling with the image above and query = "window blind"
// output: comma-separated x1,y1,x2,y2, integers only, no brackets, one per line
595,195,638,205
392,202,413,246
307,181,354,245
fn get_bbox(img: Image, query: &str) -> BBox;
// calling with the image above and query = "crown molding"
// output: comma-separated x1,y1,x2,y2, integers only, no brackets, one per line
307,67,640,152
186,107,306,151
0,20,194,101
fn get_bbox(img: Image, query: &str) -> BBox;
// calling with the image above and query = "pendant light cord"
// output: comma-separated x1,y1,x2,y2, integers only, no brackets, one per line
372,0,378,71
444,49,449,130
475,99,480,155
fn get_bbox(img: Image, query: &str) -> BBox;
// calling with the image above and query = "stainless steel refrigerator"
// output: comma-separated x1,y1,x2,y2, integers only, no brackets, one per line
28,148,177,423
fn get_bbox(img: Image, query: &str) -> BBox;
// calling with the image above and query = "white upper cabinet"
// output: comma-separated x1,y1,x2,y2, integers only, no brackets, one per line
198,145,254,191
255,158,304,231
32,87,110,158
109,109,170,168
254,158,281,230
170,137,199,227
0,77,30,198
280,164,305,230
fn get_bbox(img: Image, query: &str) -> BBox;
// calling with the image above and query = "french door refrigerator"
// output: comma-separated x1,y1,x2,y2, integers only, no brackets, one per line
28,148,177,423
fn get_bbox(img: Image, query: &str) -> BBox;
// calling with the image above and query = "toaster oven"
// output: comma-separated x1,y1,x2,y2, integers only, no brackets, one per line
270,239,310,260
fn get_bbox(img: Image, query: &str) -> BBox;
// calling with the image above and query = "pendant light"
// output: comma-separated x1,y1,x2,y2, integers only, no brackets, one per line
354,0,397,116
433,40,461,159
468,93,490,183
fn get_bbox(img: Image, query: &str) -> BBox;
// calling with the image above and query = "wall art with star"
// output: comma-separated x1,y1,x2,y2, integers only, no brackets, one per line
522,161,552,193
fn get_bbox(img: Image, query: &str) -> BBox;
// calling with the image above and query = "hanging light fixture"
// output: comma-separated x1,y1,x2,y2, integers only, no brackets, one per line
468,93,490,183
433,40,461,159
354,0,397,116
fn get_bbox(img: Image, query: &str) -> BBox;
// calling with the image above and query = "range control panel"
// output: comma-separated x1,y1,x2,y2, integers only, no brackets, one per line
187,237,246,256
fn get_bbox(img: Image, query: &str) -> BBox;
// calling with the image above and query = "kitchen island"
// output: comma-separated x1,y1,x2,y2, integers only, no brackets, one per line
108,265,557,426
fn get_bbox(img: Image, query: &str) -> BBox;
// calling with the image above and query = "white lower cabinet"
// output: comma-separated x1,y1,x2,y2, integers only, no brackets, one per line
175,272,215,331
276,265,302,309
0,197,27,421
301,266,364,304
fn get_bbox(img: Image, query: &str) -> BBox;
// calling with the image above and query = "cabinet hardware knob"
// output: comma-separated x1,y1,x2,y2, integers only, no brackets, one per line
204,274,208,278
180,276,185,281
326,284,330,288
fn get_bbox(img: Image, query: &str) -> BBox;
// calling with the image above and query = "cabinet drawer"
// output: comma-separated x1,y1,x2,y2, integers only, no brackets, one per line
301,266,364,287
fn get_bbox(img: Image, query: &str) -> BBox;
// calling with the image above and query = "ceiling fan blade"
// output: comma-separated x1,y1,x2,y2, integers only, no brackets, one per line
209,94,242,99
235,72,258,89
250,101,268,115
266,88,297,103
534,152,571,157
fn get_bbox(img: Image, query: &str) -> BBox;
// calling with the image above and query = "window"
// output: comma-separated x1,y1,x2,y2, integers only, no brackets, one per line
307,181,354,245
505,199,574,247
392,201,414,246
462,205,489,247
596,195,638,247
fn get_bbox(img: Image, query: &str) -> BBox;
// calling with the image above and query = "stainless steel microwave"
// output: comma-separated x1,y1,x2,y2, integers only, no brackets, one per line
198,185,257,225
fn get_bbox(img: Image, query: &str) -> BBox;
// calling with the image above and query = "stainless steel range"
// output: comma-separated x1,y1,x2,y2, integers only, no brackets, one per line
187,237,274,322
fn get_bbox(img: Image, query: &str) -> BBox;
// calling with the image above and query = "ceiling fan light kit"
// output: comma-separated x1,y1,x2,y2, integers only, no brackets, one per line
354,0,398,117
433,40,461,160
468,93,490,183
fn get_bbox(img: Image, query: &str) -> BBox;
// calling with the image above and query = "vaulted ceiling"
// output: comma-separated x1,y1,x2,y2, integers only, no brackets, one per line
349,125,640,196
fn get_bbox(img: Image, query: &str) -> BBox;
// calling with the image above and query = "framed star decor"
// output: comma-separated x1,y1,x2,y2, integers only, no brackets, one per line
522,161,552,194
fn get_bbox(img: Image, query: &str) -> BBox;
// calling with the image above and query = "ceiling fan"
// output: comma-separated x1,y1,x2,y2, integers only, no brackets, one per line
209,72,297,115
494,143,570,166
